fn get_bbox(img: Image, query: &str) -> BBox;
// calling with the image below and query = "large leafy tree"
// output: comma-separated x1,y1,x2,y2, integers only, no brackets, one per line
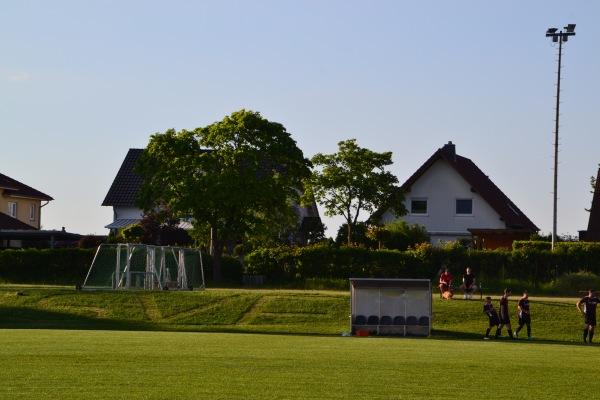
135,110,311,282
302,139,406,245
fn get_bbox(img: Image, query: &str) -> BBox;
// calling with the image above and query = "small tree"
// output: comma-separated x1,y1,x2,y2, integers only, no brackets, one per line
302,139,406,245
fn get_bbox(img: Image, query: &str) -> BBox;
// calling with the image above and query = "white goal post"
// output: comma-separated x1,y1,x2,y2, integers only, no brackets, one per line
81,243,205,291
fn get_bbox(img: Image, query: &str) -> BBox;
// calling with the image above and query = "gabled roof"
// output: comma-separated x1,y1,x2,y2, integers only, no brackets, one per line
102,149,144,207
0,173,53,201
585,168,600,241
401,142,538,232
0,211,38,230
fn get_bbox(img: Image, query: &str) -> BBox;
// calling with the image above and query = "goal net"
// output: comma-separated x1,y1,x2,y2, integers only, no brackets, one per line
82,243,205,290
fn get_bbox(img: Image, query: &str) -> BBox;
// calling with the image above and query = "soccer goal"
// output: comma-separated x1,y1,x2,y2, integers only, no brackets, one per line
81,243,205,291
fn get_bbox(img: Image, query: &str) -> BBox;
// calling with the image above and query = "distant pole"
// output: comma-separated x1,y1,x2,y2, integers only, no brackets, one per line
546,24,576,250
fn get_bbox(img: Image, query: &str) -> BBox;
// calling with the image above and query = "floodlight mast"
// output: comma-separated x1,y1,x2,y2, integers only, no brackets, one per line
546,24,576,250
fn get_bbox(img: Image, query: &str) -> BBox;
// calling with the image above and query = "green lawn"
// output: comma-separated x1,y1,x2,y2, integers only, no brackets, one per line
1,286,599,399
0,329,598,399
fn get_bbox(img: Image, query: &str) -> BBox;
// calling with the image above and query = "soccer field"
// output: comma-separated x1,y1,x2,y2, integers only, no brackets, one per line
1,329,598,399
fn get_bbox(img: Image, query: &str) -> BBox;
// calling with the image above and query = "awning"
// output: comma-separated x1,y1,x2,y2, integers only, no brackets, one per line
104,219,140,229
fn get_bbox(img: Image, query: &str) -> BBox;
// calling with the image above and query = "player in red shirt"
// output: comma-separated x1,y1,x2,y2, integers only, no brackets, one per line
577,289,600,343
438,268,453,298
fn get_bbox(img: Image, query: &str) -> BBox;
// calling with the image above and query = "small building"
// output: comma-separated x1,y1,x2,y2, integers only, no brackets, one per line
350,278,431,337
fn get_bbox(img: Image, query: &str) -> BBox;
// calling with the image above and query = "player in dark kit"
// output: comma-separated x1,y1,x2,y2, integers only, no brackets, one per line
514,290,532,340
577,289,600,343
495,288,515,339
483,297,499,340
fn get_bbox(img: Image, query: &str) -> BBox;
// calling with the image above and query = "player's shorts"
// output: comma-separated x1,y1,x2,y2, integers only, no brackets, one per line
518,315,530,325
499,316,511,325
488,316,499,326
584,314,597,326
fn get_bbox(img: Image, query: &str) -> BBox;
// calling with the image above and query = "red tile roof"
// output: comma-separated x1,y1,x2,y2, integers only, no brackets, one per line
401,142,539,232
0,173,53,201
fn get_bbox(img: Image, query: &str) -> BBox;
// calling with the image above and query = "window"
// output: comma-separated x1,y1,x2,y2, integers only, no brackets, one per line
456,199,473,215
29,205,36,221
411,199,428,214
8,202,17,218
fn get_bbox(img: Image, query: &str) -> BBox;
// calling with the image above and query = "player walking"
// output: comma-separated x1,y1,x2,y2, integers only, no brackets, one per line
483,297,499,340
514,290,532,340
495,288,514,340
577,289,600,343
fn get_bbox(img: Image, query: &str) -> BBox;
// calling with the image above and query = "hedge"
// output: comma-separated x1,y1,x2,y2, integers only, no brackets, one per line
244,242,600,284
0,248,244,287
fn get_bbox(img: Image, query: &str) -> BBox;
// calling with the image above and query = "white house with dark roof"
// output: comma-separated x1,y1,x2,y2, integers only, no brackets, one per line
374,142,539,249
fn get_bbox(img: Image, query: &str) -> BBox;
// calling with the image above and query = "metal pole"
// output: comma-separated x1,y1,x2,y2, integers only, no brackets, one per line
552,36,562,250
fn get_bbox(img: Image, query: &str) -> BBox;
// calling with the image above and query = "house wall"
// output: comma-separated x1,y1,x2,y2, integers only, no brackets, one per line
0,188,42,229
381,159,505,245
113,206,144,220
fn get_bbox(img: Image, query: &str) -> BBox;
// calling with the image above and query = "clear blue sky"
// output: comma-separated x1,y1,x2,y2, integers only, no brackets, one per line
2,1,599,238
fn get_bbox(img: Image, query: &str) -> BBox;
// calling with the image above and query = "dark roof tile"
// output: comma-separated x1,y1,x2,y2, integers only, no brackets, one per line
0,173,53,201
102,149,144,206
585,168,600,241
0,212,38,230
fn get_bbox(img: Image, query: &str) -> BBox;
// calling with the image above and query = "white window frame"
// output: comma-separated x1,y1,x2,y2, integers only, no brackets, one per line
455,198,473,216
8,202,17,218
29,204,36,221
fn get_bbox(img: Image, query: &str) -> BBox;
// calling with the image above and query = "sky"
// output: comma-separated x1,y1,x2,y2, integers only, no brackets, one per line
2,0,599,239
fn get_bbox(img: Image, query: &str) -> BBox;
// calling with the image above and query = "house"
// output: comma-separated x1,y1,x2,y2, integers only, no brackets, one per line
579,167,600,242
374,142,539,249
0,174,80,248
102,149,322,241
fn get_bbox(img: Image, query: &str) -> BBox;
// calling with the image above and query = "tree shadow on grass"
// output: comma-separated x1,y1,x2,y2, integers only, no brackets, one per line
0,306,154,331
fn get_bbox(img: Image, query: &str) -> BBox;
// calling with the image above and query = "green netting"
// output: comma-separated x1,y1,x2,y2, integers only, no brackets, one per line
82,244,205,290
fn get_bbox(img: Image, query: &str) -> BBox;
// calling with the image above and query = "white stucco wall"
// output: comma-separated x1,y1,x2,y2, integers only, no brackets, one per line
381,159,505,245
114,206,144,220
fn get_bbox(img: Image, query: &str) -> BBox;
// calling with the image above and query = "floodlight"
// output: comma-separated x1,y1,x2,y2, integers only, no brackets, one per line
565,24,576,33
547,28,558,34
563,35,568,42
552,36,558,43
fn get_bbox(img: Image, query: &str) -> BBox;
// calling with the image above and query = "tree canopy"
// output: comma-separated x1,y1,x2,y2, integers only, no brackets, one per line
301,139,406,245
135,110,312,282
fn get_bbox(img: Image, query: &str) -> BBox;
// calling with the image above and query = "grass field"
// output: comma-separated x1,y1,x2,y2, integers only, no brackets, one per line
1,286,599,399
1,330,599,399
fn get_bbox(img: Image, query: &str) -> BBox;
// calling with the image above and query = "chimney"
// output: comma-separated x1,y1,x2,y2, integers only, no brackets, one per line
442,141,456,161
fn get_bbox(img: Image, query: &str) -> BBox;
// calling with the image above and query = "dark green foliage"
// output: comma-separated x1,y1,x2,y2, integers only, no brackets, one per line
0,248,95,285
244,241,600,294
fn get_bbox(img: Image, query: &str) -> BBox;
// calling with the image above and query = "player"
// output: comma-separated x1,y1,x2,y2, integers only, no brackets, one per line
514,290,532,340
438,267,453,299
459,267,477,299
483,296,499,340
577,289,600,343
495,288,514,340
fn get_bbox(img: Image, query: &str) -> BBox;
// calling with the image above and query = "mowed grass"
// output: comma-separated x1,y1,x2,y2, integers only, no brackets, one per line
1,287,600,399
1,329,599,399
